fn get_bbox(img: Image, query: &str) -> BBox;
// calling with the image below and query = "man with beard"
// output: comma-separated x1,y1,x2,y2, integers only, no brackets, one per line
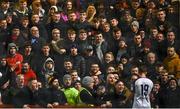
47,77,67,107
6,43,23,75
20,61,36,85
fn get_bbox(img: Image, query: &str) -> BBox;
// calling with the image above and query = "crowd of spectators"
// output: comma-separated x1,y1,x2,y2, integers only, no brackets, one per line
0,0,179,108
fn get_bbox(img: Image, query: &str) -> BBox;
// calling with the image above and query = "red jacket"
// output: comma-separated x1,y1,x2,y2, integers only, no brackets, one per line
23,69,37,85
6,53,23,75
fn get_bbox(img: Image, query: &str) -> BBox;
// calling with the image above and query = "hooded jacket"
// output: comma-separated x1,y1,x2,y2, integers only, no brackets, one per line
6,43,23,74
39,57,58,88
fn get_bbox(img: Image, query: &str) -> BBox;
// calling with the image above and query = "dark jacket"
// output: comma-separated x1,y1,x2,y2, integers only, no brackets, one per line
32,52,54,77
110,88,132,108
127,43,144,60
77,40,90,55
38,57,58,88
12,85,51,108
64,39,78,54
76,20,91,31
65,54,86,78
158,87,180,108
0,28,11,56
154,40,167,62
79,87,97,105
30,22,48,41
7,33,28,52
94,41,109,56
1,86,23,104
22,52,36,68
0,65,16,88
47,87,67,105
12,87,40,108
165,39,180,53
84,55,101,76
30,36,46,54
107,36,121,57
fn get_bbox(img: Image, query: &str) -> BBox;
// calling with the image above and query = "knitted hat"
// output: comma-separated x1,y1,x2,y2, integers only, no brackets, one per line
131,20,139,29
63,74,71,83
82,76,94,87
8,43,18,51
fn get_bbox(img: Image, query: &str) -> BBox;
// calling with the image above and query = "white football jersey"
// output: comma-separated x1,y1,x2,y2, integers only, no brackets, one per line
132,77,153,109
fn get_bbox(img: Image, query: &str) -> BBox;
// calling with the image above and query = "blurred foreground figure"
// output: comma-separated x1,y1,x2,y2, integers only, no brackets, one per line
132,65,153,108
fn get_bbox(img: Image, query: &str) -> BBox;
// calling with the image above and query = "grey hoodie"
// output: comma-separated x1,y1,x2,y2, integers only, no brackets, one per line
41,57,56,88
42,57,55,73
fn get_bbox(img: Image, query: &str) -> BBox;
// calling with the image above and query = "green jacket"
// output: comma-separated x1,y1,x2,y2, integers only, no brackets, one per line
62,87,79,105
